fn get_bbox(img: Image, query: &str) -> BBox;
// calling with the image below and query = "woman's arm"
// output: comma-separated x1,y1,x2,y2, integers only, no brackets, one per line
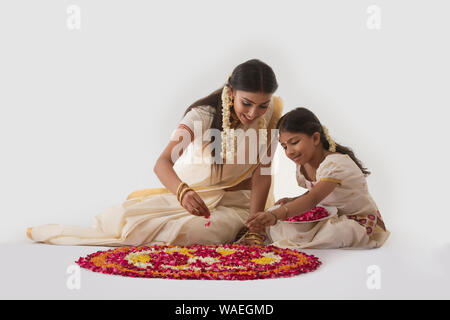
247,140,276,232
249,164,272,216
153,131,190,195
223,178,252,191
153,129,210,217
246,164,271,233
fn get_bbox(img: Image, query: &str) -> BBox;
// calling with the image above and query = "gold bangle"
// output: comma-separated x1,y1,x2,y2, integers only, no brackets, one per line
176,182,188,199
245,232,266,245
176,182,189,202
179,187,193,205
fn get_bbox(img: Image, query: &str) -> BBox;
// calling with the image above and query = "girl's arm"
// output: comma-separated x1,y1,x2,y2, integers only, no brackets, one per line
246,180,338,228
274,194,302,205
281,180,338,218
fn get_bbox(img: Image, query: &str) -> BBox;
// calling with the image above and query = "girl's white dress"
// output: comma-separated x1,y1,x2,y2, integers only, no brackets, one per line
268,153,390,249
27,97,284,246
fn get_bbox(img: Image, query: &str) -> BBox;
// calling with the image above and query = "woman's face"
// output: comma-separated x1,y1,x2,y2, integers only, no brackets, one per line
231,90,272,125
278,130,321,165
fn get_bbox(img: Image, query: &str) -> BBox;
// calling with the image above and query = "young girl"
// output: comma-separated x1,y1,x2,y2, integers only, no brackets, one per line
26,59,283,246
245,107,390,249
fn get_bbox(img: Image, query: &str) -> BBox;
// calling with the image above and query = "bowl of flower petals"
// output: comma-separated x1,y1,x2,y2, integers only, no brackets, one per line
284,206,336,223
268,205,338,234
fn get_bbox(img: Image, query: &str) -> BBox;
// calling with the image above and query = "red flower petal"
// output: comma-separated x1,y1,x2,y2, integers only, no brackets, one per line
285,207,329,222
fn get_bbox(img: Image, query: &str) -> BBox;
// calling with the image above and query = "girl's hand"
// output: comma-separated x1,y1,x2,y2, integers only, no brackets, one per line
274,197,294,206
181,190,211,218
246,211,277,230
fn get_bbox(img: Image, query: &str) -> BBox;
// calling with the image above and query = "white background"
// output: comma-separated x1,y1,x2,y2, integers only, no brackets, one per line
0,0,449,298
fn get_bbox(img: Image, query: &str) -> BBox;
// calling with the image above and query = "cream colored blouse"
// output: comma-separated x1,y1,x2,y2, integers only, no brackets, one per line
296,153,380,217
169,99,276,186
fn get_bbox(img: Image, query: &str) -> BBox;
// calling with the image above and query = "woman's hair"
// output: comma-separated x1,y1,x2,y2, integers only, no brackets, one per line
183,59,279,182
276,107,370,176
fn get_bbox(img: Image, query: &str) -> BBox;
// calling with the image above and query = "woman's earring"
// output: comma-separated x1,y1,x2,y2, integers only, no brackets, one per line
230,106,239,127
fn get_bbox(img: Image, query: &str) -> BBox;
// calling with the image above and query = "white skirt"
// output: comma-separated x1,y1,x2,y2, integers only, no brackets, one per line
27,190,251,247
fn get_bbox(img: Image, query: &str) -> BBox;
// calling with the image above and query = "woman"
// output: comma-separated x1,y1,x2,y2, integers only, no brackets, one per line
26,59,283,246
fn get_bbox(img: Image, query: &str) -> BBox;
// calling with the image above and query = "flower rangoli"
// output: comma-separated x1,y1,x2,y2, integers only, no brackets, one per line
76,244,321,280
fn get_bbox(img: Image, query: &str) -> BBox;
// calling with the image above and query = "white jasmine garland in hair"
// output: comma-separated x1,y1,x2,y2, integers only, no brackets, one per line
221,84,235,162
322,125,336,152
259,116,267,146
225,128,235,163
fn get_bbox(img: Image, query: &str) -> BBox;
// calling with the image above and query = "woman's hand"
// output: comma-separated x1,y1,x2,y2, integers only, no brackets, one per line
245,211,277,230
245,211,264,233
274,197,295,206
181,190,211,218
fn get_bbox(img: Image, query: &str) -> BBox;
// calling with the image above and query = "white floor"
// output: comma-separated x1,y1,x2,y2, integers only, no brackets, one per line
1,231,449,300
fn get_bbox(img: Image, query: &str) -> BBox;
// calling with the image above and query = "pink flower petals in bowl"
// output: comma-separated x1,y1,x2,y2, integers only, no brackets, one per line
269,205,338,241
285,207,330,223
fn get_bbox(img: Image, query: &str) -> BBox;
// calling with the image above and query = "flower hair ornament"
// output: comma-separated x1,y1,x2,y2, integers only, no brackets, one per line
220,75,267,162
321,125,336,152
220,80,235,161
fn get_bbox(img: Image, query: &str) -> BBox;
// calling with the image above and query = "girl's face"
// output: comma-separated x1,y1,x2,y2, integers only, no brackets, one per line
231,90,272,125
278,130,321,165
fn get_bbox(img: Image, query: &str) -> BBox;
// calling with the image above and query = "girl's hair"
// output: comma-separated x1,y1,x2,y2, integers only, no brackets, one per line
276,107,370,176
183,59,279,182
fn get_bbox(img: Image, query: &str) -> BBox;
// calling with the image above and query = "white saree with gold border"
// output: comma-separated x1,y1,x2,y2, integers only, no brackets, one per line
26,97,283,246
